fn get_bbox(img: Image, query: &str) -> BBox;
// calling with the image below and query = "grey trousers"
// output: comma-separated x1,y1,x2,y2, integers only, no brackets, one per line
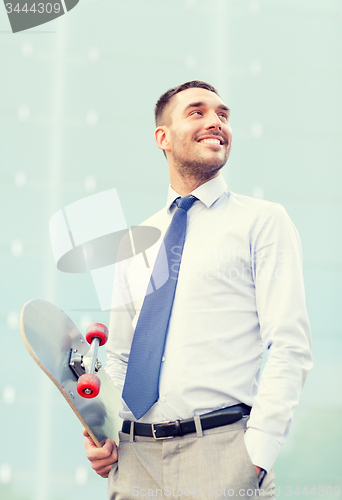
108,416,276,500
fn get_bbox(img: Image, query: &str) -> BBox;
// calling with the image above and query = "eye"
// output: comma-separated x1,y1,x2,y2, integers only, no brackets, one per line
218,113,228,121
190,110,202,116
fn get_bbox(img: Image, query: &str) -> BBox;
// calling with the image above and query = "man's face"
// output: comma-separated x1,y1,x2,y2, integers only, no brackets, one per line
161,87,232,180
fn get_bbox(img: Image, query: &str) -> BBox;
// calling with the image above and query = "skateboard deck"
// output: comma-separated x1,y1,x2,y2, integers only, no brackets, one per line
20,299,122,446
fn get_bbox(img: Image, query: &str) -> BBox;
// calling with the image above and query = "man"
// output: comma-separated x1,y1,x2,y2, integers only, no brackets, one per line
84,81,313,499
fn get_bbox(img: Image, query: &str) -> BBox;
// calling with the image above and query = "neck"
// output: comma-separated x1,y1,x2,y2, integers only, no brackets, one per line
169,169,219,196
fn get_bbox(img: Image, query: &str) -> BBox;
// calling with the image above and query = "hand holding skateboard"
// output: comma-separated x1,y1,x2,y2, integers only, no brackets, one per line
83,428,118,478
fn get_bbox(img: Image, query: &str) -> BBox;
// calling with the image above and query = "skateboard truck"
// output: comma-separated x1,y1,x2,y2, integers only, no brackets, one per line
69,323,108,399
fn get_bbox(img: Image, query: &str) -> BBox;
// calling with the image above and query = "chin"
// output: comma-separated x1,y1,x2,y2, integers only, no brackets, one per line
195,161,225,181
173,150,228,178
201,153,227,170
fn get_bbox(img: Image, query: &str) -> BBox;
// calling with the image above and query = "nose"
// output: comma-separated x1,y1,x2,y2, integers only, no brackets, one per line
205,110,222,130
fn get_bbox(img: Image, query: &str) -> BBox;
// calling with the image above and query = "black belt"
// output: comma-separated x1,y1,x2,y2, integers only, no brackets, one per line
122,404,251,440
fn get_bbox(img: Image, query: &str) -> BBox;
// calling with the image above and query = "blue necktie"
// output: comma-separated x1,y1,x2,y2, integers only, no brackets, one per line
122,196,197,419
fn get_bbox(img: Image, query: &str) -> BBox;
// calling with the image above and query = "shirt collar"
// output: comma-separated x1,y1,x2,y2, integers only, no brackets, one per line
165,174,228,213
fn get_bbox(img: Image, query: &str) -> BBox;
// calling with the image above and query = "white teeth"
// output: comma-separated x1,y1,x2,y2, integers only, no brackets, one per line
199,138,220,145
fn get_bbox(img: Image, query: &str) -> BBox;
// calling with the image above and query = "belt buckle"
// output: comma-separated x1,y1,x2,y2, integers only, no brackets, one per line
151,421,174,440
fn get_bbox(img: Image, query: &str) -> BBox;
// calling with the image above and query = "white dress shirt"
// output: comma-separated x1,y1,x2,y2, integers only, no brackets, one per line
106,174,313,472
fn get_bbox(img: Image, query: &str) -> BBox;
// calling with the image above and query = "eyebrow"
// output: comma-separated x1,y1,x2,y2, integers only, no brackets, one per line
183,101,230,115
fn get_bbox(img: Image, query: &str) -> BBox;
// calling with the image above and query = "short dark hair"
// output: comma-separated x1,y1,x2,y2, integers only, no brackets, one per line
154,80,219,127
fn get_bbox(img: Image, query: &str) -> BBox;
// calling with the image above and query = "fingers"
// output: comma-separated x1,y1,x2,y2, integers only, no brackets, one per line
94,463,115,478
82,429,118,478
82,428,90,438
86,438,116,460
253,464,261,477
89,441,118,478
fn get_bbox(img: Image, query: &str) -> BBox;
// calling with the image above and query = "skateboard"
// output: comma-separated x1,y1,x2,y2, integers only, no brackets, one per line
20,299,122,446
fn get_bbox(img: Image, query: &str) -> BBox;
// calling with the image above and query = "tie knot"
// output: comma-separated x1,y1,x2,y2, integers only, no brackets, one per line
175,196,197,212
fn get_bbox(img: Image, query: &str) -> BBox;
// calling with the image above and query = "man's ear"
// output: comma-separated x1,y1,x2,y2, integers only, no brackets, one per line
154,126,171,153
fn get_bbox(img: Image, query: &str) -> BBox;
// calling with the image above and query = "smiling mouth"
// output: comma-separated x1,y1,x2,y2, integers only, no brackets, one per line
198,138,222,145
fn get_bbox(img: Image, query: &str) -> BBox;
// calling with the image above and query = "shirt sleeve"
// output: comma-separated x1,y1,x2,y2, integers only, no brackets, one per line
244,203,313,472
105,258,135,393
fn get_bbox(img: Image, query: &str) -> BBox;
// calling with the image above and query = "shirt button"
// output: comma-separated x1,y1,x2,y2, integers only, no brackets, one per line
161,396,166,402
162,357,165,362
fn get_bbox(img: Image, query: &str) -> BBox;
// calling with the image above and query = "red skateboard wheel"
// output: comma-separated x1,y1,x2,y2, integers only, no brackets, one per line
77,373,101,398
85,323,108,346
